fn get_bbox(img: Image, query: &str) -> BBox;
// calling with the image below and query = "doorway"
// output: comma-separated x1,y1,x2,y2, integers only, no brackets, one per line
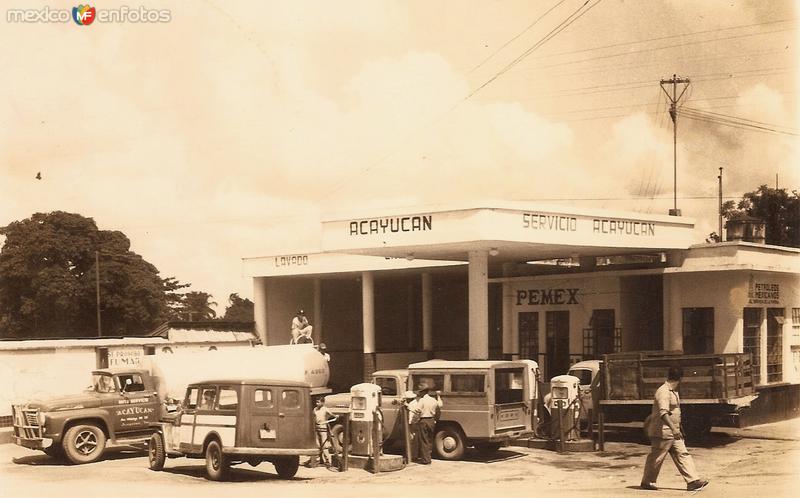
546,311,570,378
682,307,714,354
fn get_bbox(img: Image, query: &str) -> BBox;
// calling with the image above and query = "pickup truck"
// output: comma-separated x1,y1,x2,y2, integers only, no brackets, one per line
597,351,757,442
11,368,161,464
325,359,534,460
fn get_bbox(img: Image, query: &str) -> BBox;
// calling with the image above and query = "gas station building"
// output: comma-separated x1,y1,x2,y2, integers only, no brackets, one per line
243,202,800,397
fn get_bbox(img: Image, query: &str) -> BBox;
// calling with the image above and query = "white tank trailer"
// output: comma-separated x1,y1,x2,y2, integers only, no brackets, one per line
141,344,331,402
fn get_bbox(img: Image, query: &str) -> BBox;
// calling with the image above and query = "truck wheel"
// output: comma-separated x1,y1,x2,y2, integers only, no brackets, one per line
434,426,466,461
205,440,230,481
330,424,349,453
474,442,502,456
148,433,166,471
274,455,300,479
63,424,106,464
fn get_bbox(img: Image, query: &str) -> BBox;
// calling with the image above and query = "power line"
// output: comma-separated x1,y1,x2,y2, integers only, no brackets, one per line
682,105,798,131
529,27,795,71
678,107,799,136
321,0,605,200
528,18,795,60
468,0,568,74
465,0,603,101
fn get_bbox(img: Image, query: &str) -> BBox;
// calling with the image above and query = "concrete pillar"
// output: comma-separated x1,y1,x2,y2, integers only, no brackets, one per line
501,263,514,357
468,250,489,360
253,277,268,345
502,282,513,357
759,310,768,384
662,275,681,351
407,279,416,350
362,271,376,381
422,273,433,352
313,278,323,344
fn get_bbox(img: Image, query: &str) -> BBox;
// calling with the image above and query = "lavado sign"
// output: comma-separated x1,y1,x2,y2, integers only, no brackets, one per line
516,288,579,305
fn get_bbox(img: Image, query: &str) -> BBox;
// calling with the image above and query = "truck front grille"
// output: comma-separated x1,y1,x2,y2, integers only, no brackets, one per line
12,405,43,440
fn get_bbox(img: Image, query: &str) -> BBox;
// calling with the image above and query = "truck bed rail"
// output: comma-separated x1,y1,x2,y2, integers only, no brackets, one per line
601,352,755,401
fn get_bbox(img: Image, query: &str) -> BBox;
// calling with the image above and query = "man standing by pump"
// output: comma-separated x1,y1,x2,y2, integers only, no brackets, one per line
414,381,443,464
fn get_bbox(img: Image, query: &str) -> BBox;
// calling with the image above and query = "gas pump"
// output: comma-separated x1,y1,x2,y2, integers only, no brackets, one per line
349,383,383,457
549,375,581,444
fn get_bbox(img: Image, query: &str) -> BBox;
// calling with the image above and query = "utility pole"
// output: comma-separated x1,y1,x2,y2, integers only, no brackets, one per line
718,167,723,242
95,250,102,337
660,74,691,216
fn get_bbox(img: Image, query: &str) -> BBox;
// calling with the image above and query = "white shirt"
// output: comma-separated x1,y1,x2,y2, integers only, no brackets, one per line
417,393,443,418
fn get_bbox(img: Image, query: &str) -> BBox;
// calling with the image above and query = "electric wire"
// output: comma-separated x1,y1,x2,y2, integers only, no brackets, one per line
320,0,605,200
468,0,568,74
677,107,799,136
527,18,795,60
529,27,795,71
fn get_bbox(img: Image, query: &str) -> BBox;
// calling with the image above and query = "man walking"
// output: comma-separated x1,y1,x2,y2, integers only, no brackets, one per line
641,366,709,492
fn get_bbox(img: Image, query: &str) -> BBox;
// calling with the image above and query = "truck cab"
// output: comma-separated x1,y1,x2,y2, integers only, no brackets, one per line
148,379,318,481
12,368,161,464
325,359,534,460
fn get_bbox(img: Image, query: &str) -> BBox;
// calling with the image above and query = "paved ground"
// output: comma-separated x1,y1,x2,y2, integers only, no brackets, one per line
1,420,799,498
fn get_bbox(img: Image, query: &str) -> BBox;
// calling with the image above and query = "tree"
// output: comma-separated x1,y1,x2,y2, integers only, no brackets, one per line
162,276,191,319
0,211,173,338
722,186,800,247
180,291,217,321
222,293,254,322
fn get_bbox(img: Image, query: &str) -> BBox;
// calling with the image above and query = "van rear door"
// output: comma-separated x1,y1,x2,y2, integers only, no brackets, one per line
493,367,530,433
240,386,280,448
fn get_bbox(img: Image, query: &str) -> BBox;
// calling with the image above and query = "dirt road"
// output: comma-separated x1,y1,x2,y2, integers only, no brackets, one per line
1,420,798,498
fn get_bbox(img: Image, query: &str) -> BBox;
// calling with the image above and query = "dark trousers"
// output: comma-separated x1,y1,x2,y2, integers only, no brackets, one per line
418,418,435,464
409,422,420,461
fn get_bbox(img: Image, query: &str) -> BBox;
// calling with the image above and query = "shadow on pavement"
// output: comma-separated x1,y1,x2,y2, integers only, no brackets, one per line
460,448,527,464
599,425,743,449
161,464,312,482
12,447,145,466
624,485,687,492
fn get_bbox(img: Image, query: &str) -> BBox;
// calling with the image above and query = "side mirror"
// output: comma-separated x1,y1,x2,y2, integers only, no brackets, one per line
122,379,133,393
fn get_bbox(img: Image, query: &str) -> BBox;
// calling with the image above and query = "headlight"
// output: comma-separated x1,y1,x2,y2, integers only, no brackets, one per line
37,412,46,426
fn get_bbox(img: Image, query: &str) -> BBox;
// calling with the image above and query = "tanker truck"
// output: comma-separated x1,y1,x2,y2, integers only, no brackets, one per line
11,345,330,465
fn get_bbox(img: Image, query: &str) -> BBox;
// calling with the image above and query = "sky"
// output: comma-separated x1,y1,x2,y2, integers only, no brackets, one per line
0,0,797,312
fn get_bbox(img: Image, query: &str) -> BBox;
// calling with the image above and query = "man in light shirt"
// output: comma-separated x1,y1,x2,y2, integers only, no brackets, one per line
641,366,709,492
413,381,443,464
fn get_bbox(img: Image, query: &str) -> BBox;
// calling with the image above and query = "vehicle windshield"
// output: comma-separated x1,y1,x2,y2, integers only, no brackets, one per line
567,368,594,386
92,374,116,393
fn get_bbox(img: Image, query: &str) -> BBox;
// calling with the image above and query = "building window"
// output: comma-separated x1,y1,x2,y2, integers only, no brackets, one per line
518,312,539,361
743,308,762,385
682,308,714,354
583,309,620,359
792,308,800,343
767,308,784,383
